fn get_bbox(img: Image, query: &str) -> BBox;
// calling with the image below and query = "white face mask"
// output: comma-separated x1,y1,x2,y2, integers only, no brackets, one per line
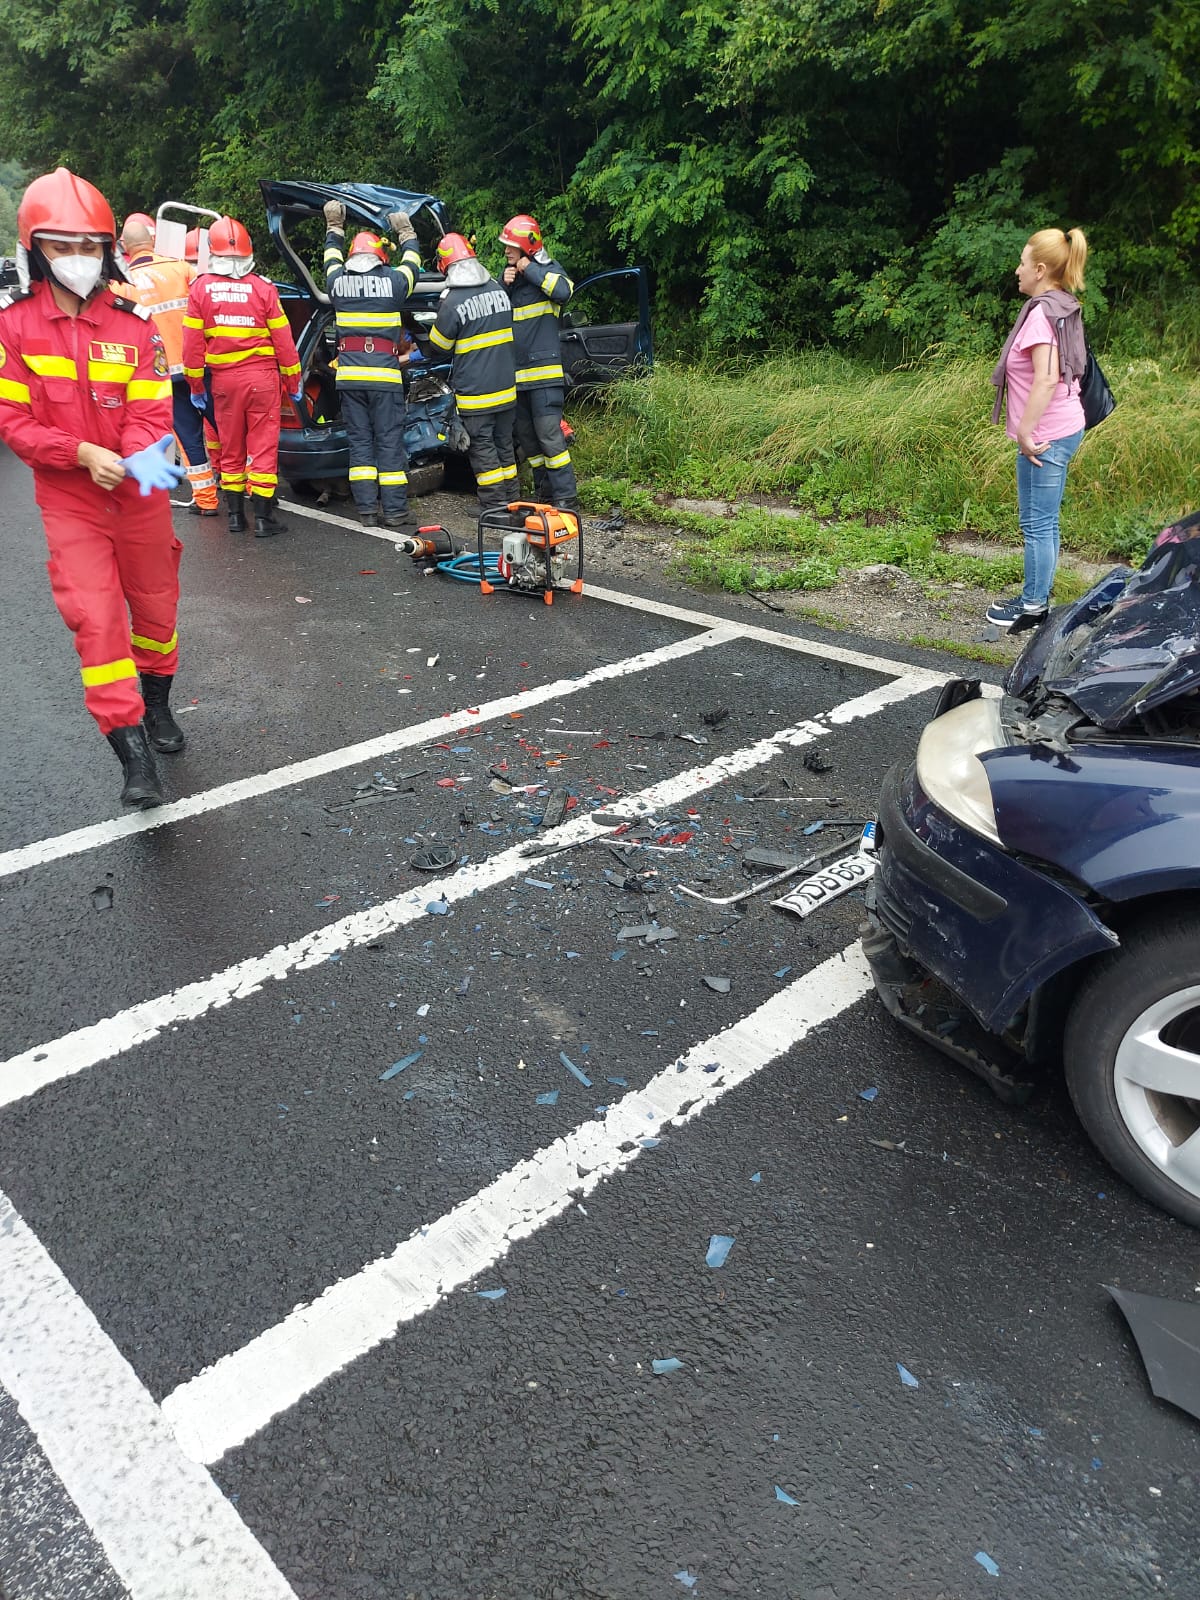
209,255,255,278
49,254,104,299
346,253,380,274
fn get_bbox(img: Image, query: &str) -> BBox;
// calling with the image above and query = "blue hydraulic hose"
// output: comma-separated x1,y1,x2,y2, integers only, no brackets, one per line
437,551,504,583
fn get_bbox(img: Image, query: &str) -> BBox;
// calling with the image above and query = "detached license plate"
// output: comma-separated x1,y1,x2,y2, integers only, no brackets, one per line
773,836,876,919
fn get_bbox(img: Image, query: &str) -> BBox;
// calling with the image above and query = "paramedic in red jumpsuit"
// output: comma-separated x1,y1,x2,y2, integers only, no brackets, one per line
181,216,302,538
0,167,188,808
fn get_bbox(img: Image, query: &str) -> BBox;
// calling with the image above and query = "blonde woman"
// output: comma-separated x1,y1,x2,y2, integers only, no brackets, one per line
987,227,1089,631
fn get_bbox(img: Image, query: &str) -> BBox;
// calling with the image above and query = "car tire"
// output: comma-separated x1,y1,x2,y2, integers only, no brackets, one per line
1063,913,1200,1227
407,462,445,498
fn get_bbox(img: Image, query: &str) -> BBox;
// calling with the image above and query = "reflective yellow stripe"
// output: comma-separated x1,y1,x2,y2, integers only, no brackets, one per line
207,346,275,365
266,315,289,329
335,312,404,328
247,472,278,485
24,353,77,378
429,327,454,351
81,657,137,687
456,386,517,411
206,325,268,338
501,464,518,478
476,465,508,486
456,329,513,354
516,364,565,384
526,453,546,468
324,247,344,266
348,466,378,481
544,448,572,469
378,470,408,485
512,301,559,321
88,361,136,384
335,366,403,384
182,315,204,329
182,366,205,380
542,273,562,295
127,379,172,401
279,361,301,376
0,377,31,404
130,631,178,655
220,473,247,490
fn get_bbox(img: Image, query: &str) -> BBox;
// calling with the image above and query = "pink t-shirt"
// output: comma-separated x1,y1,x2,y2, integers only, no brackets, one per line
1004,303,1086,441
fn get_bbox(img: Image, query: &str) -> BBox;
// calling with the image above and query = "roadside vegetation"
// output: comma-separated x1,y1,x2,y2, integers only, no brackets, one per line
573,351,1200,597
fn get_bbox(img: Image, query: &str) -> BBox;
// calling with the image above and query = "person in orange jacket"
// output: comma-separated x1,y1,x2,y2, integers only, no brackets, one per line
118,213,219,517
181,216,302,537
0,168,188,807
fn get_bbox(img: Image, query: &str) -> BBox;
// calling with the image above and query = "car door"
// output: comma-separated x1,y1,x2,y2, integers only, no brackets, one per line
559,267,654,393
259,179,451,307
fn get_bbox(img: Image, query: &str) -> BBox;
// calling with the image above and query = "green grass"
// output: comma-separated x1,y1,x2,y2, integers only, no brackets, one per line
573,352,1200,587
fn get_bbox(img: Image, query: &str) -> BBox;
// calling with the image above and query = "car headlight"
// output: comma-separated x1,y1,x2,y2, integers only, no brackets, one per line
915,697,1006,845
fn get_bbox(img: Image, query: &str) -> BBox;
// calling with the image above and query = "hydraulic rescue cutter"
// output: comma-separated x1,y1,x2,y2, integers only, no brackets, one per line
394,524,460,566
477,502,583,605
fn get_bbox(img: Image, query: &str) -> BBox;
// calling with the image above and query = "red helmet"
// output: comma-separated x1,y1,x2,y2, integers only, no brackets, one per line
208,216,252,257
348,231,389,263
436,233,475,270
183,228,201,264
498,214,542,255
18,167,115,248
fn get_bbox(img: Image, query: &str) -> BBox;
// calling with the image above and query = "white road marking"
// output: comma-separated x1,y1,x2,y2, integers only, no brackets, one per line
162,942,874,1464
0,675,925,1110
0,626,735,882
0,1189,298,1599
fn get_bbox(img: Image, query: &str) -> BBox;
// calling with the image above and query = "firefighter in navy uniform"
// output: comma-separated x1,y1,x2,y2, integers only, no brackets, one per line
500,214,578,510
429,233,517,511
0,168,188,808
322,199,423,531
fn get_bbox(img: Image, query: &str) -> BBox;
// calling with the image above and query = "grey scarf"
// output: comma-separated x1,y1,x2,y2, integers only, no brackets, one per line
991,288,1087,423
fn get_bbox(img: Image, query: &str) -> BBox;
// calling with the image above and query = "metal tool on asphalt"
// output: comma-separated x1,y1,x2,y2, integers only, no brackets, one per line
393,523,460,565
677,835,860,907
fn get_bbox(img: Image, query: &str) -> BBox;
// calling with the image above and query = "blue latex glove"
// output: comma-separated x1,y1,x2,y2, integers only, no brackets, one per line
189,393,207,412
289,389,303,403
122,434,187,496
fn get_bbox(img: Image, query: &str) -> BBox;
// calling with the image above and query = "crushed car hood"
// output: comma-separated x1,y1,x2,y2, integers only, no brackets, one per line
1007,535,1200,730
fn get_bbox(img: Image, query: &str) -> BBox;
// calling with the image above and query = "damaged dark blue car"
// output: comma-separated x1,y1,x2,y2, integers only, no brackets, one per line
864,524,1200,1226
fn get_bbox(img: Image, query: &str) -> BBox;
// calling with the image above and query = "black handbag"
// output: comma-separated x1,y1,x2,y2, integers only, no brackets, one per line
1057,316,1116,430
1079,346,1116,430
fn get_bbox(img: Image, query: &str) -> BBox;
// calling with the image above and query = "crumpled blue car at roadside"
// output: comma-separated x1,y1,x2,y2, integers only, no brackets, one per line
864,523,1200,1226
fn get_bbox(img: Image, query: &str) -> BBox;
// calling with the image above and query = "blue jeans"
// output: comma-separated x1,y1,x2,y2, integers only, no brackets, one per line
1015,428,1084,608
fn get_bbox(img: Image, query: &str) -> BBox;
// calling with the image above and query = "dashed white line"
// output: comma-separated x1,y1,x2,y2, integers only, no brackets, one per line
0,677,925,1110
0,1189,298,1599
162,941,874,1464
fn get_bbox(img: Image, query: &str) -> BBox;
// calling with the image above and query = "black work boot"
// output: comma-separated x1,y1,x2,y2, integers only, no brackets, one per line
225,492,246,533
382,509,419,534
106,724,164,808
254,493,283,538
140,673,186,753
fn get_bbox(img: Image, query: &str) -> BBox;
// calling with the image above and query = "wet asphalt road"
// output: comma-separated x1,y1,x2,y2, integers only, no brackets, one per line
1,451,1198,1600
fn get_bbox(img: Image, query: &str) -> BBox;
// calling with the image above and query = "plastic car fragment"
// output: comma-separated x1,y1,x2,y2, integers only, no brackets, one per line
1106,1284,1200,1423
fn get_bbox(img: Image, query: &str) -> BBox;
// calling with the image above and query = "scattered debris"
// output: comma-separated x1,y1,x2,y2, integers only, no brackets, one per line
974,1552,1000,1577
803,748,834,774
411,844,456,872
676,732,708,746
535,1090,559,1106
700,706,730,728
673,1572,697,1591
706,1235,735,1269
774,1486,799,1506
538,788,570,829
702,976,731,994
896,1363,919,1388
868,1138,908,1153
380,1050,423,1082
560,1052,592,1088
859,1086,879,1102
476,1288,506,1300
680,835,855,907
652,1358,684,1375
91,885,113,912
425,899,450,916
750,1172,762,1184
523,878,555,891
744,847,807,872
1106,1284,1200,1423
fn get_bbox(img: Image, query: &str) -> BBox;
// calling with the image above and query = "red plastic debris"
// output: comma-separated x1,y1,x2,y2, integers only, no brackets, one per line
592,740,611,749
436,777,458,789
657,831,694,846
358,569,377,575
